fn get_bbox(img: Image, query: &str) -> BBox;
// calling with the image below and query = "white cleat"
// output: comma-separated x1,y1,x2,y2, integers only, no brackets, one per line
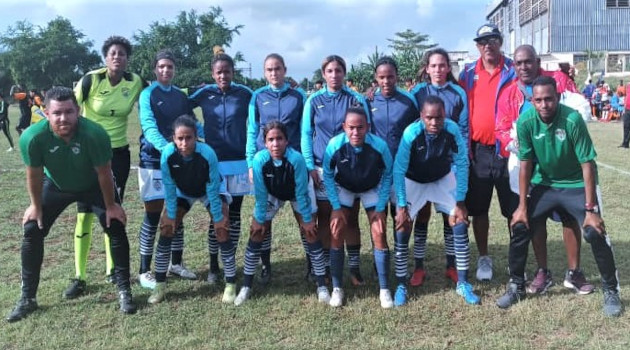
379,289,394,309
329,287,344,308
317,286,331,304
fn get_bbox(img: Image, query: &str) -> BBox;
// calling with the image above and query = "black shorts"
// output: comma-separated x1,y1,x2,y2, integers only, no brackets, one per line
77,145,129,213
40,177,122,236
528,185,589,232
465,142,517,218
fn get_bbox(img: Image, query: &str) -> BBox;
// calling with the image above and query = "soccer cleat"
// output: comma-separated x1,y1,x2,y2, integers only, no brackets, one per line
445,267,458,283
409,268,426,287
234,286,252,306
456,281,481,305
106,273,116,285
207,271,219,285
603,289,623,317
259,265,272,285
329,287,344,307
222,283,237,304
317,286,331,303
379,289,394,309
476,256,493,281
527,268,553,294
496,282,526,309
394,284,408,307
63,278,87,299
138,271,157,290
6,147,14,152
6,297,38,323
349,268,365,286
148,282,167,304
168,264,198,280
118,290,137,314
563,269,595,295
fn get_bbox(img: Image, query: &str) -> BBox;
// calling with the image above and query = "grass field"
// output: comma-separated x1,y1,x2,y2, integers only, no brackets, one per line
1,107,630,350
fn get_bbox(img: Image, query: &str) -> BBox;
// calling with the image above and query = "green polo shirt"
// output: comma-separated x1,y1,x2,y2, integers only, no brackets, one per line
517,104,597,188
19,117,113,192
74,67,144,148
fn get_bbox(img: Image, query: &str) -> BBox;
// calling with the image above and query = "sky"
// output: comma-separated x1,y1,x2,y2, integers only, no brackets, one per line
1,0,491,80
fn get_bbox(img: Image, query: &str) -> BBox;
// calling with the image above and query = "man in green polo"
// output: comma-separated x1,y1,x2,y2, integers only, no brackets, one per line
496,76,622,317
6,86,136,322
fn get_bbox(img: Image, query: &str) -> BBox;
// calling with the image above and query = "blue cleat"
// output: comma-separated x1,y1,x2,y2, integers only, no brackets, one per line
456,281,481,305
394,284,408,307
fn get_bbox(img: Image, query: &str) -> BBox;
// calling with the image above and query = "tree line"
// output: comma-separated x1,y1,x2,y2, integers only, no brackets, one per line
0,6,434,96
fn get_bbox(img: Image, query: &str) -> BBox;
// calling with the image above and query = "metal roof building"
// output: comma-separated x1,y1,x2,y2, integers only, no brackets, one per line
486,0,630,74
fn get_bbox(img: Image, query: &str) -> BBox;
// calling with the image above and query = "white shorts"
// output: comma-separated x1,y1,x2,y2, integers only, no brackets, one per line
178,191,232,212
336,184,380,210
403,172,457,219
313,166,328,201
225,173,252,196
265,178,317,221
138,168,164,202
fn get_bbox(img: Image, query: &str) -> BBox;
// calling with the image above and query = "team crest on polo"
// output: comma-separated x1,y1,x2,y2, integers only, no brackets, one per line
555,129,566,142
71,142,81,155
122,87,130,98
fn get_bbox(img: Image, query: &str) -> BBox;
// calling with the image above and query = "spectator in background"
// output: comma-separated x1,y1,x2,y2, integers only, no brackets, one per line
10,84,31,135
346,78,360,92
616,80,625,97
610,90,624,121
313,80,323,92
592,82,603,119
554,62,578,94
620,80,630,148
0,93,15,152
582,79,595,101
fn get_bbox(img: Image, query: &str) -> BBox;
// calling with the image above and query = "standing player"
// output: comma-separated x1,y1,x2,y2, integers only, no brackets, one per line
246,53,307,284
136,50,202,289
459,24,516,281
323,107,393,308
235,121,329,305
189,53,252,298
409,48,468,286
66,36,146,298
6,87,135,322
497,76,622,317
393,96,480,306
302,55,370,286
148,115,231,304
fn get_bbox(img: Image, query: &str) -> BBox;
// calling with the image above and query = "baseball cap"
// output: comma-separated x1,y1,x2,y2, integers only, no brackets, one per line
474,23,502,42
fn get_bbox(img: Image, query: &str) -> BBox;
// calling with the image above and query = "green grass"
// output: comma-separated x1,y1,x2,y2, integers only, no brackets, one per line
1,108,630,350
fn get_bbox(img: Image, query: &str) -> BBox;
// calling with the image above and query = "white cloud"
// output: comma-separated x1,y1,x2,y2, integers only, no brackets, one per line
416,0,434,17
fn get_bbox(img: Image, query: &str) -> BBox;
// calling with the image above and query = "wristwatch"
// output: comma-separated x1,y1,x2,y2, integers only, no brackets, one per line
585,203,600,214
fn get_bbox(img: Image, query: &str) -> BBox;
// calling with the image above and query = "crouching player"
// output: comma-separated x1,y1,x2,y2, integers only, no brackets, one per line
148,115,232,304
323,106,393,308
234,121,330,305
393,95,480,306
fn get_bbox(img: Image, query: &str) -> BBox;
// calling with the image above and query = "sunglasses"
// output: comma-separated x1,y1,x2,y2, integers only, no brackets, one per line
476,37,501,46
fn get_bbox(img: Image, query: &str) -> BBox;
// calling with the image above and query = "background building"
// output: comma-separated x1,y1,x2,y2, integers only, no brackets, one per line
486,0,630,82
